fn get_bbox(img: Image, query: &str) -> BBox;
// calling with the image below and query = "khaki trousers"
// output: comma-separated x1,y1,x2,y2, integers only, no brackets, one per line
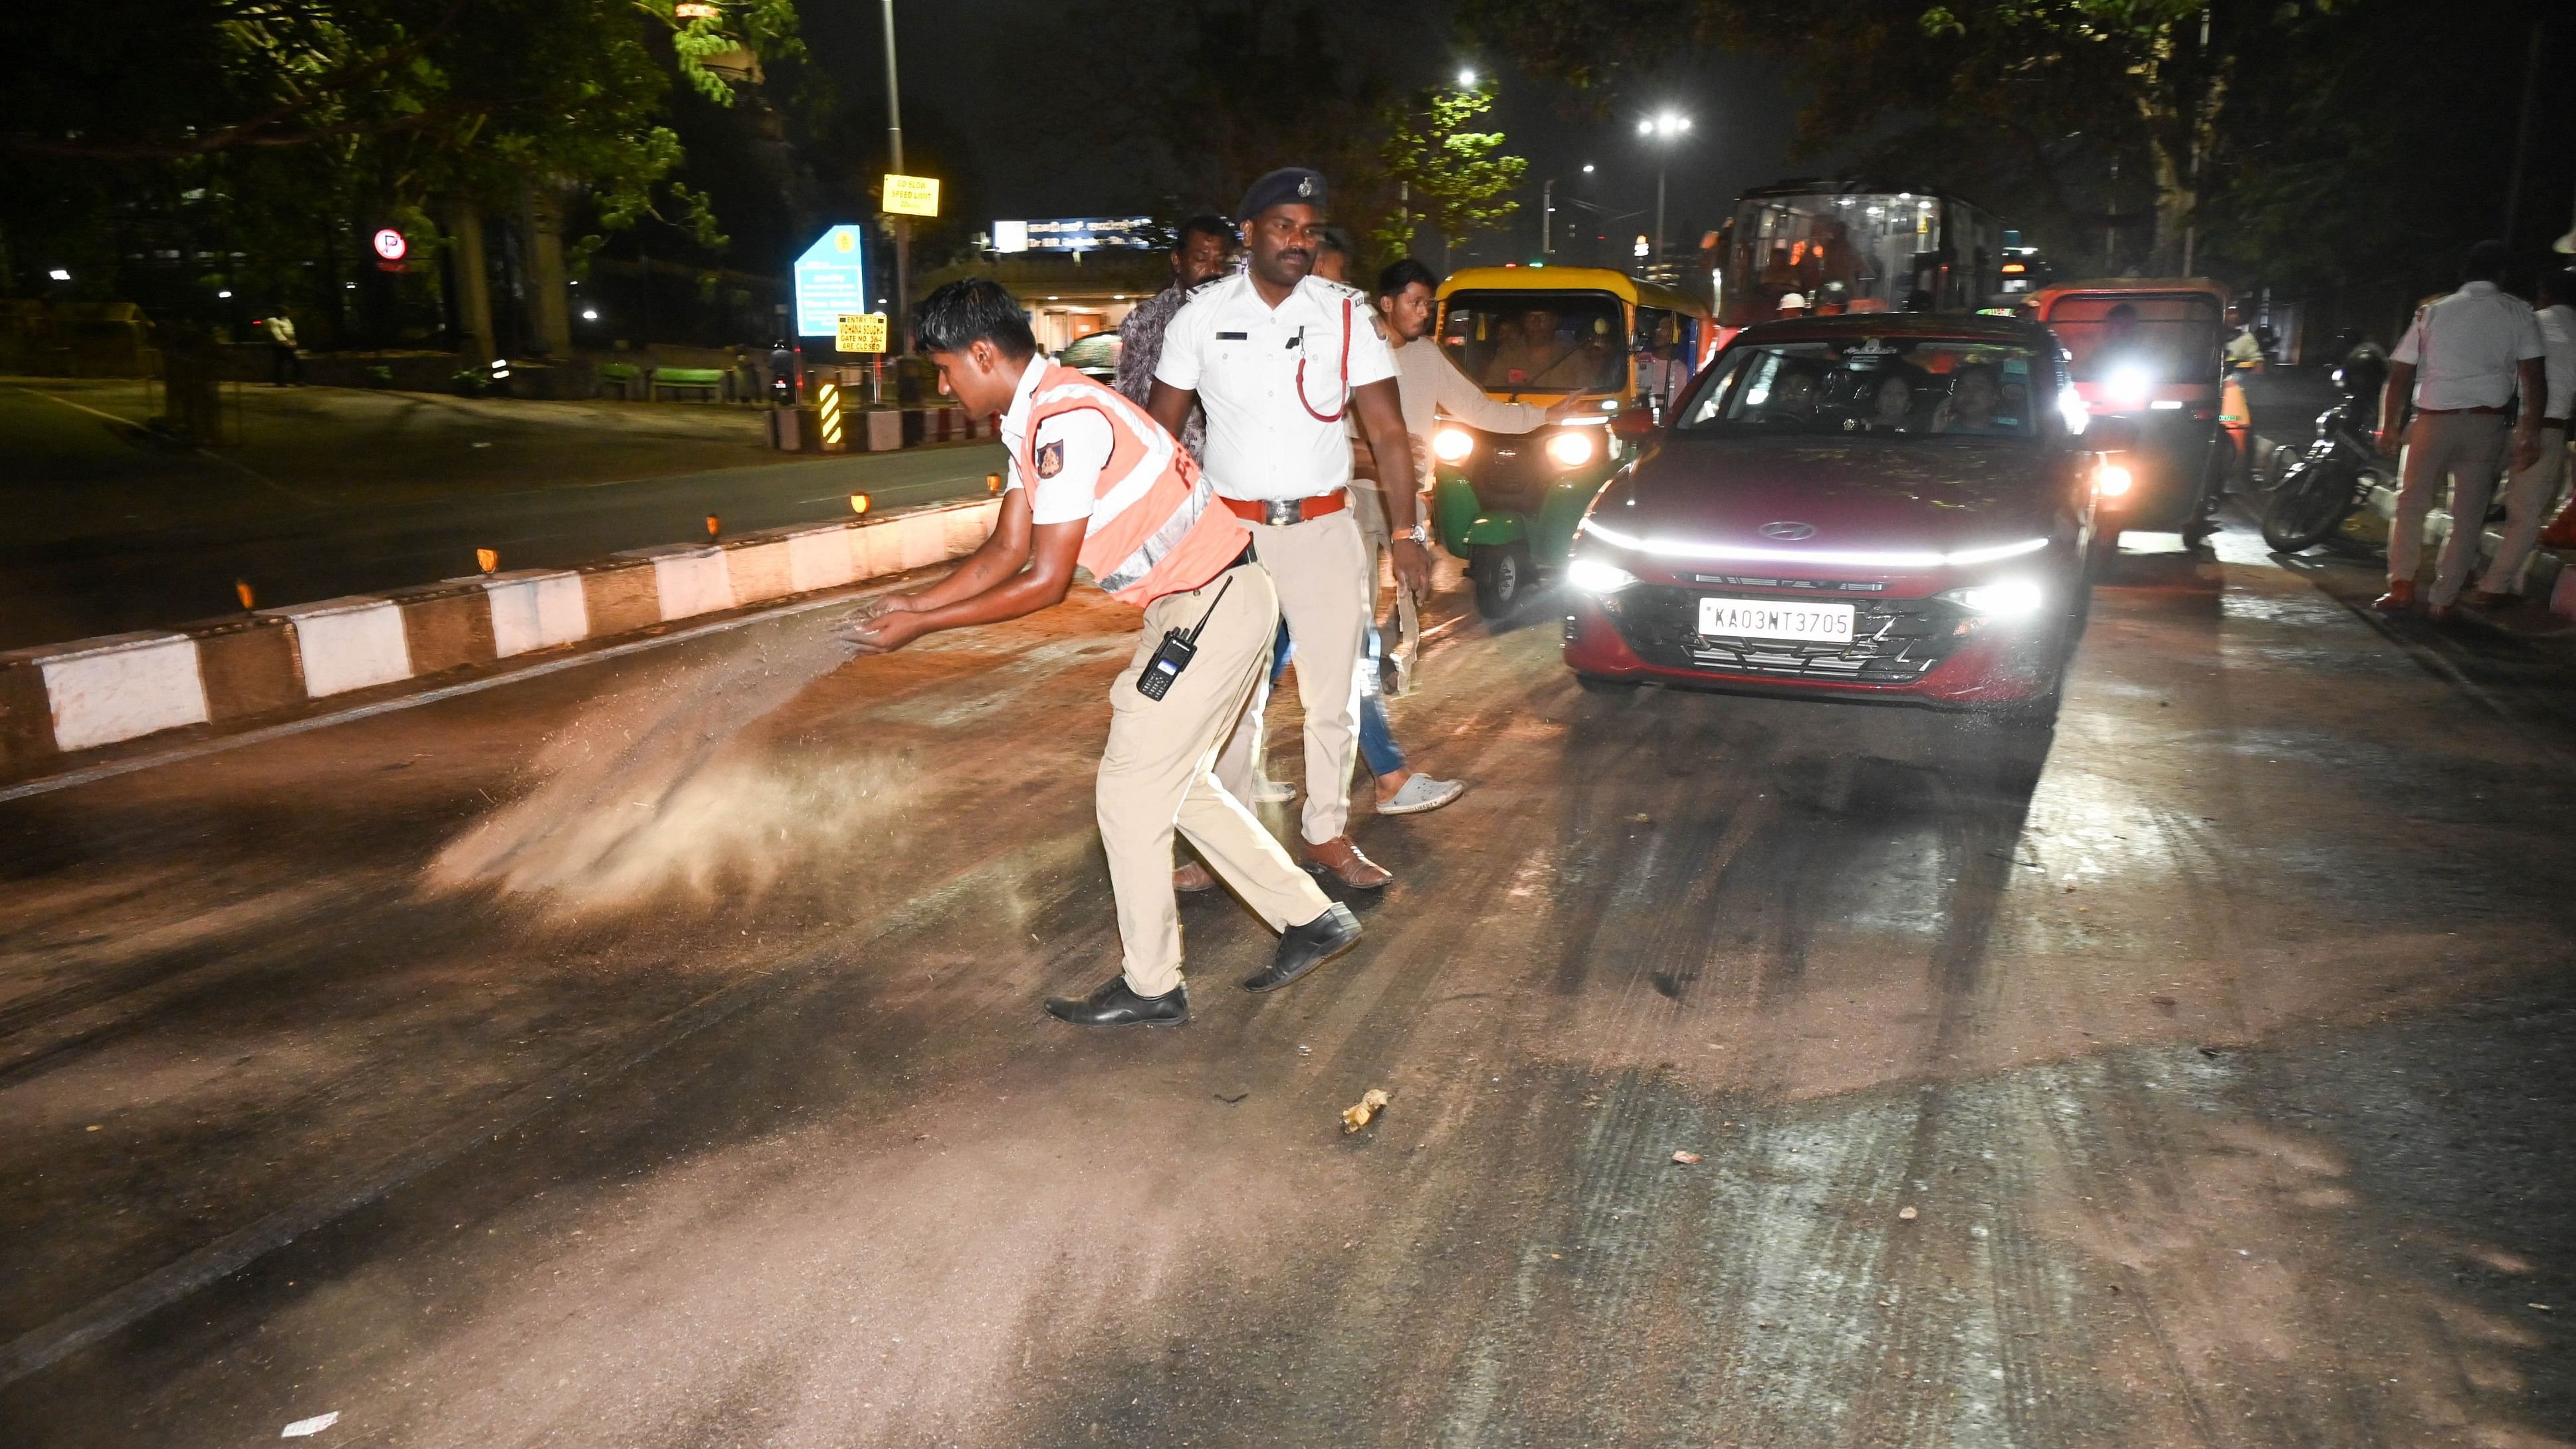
2477,424,2569,595
1100,560,1332,998
1212,510,1370,845
2390,412,2510,604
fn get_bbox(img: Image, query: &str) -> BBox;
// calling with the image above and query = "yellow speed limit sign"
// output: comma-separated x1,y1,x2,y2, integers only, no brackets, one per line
881,173,941,218
836,312,889,354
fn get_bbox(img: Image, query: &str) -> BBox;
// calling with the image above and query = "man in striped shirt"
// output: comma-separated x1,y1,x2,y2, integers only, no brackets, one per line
841,280,1362,1028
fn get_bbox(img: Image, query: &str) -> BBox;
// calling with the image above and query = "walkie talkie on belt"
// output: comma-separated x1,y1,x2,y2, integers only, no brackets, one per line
1136,576,1235,701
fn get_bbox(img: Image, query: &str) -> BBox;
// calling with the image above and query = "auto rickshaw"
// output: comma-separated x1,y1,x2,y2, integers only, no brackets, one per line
1428,267,1717,615
2027,278,2244,545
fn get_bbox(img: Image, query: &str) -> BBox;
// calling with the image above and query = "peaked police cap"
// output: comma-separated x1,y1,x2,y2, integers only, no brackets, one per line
1237,167,1328,221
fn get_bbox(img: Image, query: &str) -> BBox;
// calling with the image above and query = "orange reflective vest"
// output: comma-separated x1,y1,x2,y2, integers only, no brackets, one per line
1016,363,1248,606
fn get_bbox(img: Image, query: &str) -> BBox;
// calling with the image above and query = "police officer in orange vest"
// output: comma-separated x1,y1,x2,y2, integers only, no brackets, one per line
839,279,1362,1028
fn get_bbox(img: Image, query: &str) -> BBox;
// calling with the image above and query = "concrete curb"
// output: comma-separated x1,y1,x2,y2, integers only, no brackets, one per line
0,496,1001,770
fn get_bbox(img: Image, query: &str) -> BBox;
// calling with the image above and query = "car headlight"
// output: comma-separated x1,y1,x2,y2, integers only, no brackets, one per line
2093,462,2133,498
1939,580,2046,617
1434,426,1474,463
1566,557,1637,593
1547,430,1598,468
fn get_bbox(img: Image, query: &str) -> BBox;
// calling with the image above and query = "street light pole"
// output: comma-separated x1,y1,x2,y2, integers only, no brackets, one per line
1543,164,1594,260
881,0,910,354
1638,114,1689,269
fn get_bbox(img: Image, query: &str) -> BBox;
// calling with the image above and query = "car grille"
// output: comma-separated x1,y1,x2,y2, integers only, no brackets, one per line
1602,585,1971,683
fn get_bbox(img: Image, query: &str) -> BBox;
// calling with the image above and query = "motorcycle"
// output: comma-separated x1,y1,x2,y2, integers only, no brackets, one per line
2259,391,2387,552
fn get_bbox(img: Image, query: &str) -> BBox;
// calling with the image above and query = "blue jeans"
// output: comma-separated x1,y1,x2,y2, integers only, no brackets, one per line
1271,621,1406,778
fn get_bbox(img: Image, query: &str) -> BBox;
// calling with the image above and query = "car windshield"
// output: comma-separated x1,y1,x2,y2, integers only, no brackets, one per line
2045,293,2222,385
1675,337,2046,441
1440,290,1626,393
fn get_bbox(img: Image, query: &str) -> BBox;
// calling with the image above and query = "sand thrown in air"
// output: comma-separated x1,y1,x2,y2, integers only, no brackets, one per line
427,617,911,915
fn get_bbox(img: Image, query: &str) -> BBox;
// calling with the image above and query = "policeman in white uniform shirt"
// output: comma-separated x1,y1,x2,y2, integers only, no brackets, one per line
2375,240,2547,619
2466,266,2575,607
1149,167,1432,891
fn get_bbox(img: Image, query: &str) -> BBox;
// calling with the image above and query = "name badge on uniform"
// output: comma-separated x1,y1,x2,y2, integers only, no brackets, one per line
1036,441,1064,478
1217,331,1249,340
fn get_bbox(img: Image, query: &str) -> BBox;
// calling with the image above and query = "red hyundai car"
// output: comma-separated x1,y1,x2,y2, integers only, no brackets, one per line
1560,313,2129,709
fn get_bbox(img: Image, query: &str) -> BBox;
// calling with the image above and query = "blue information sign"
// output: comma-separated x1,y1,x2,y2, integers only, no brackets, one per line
792,225,870,338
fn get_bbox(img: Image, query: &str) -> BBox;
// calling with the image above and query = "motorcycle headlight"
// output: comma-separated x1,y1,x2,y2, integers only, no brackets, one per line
1939,580,2046,617
1547,430,1598,468
2093,462,2133,498
1566,557,1638,593
1434,427,1474,463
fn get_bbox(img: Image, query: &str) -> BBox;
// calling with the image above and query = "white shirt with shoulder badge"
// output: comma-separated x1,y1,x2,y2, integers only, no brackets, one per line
2391,280,2545,412
1152,271,1398,502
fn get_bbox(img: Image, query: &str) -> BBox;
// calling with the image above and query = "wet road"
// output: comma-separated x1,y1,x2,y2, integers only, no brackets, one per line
4,517,2574,1447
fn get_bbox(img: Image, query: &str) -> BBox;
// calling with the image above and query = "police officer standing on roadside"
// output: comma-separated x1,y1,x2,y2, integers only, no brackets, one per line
1148,167,1430,891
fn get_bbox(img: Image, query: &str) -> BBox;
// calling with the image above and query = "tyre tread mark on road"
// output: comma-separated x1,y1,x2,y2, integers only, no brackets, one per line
0,830,1096,1390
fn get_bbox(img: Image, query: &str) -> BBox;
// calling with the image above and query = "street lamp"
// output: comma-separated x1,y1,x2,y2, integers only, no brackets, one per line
1638,112,1691,264
1541,164,1597,258
1457,67,1477,88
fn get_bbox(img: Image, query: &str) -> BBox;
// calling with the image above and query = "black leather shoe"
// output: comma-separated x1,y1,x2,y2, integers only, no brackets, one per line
1044,976,1188,1028
1244,903,1362,992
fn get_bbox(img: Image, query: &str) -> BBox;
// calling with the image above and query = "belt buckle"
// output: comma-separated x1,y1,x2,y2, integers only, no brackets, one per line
1263,499,1303,526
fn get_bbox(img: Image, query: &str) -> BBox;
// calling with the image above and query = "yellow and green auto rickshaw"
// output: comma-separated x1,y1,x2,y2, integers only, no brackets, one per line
1429,267,1717,616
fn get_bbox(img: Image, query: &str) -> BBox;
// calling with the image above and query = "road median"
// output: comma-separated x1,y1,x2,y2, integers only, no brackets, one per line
0,497,1001,776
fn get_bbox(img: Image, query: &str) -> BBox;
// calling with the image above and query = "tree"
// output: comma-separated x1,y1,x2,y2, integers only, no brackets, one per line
1459,0,2313,273
0,0,807,319
1375,80,1529,265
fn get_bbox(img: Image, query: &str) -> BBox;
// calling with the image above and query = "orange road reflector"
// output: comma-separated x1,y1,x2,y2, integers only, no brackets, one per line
986,473,1002,494
475,548,498,574
235,579,255,611
706,514,721,540
849,493,872,515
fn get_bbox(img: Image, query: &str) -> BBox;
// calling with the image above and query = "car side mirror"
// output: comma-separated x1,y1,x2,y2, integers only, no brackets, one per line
1610,408,1658,439
2085,416,2139,451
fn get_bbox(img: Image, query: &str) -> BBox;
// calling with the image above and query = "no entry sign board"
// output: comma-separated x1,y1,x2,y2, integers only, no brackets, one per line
793,225,869,339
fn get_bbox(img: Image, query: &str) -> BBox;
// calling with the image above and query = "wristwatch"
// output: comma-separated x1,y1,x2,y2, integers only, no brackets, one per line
1398,523,1429,545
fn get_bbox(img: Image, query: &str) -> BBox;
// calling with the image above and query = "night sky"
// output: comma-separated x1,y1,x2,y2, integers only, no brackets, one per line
792,0,1826,267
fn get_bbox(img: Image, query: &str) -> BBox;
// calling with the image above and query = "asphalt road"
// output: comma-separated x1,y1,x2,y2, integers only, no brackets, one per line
0,378,1002,650
5,514,2575,1448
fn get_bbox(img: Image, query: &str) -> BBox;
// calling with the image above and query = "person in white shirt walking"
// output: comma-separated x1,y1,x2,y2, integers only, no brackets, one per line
2465,267,2575,608
1148,167,1431,892
2375,241,2547,619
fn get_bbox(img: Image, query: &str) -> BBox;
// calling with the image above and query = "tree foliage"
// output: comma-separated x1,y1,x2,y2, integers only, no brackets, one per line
0,0,806,304
1461,0,2571,308
1375,81,1529,264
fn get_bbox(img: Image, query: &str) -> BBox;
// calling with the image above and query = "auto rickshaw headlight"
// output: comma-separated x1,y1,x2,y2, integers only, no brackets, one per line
1567,557,1638,593
1547,430,1598,467
1434,427,1474,463
2105,366,2153,410
2093,462,2133,499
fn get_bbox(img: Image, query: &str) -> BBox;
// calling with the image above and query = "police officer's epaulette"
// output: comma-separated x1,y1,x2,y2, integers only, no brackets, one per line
1183,273,1230,298
1306,277,1366,302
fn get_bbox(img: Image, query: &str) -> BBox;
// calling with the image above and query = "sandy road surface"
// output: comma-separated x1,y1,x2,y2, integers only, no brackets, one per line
2,519,2572,1447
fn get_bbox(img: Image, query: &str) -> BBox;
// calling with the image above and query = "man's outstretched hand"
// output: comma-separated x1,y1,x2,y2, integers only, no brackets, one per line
835,596,927,656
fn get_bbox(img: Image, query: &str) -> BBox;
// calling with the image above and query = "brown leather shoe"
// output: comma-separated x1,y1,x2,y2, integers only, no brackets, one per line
1174,860,1217,894
2460,588,2518,611
2427,601,2456,622
1301,836,1392,890
2372,580,2415,615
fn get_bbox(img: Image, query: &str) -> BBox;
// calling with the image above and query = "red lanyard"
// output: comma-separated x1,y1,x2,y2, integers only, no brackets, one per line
1296,296,1353,422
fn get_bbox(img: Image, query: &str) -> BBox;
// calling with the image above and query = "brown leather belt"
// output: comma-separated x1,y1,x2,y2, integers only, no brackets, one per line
2417,405,2508,415
1223,489,1349,526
